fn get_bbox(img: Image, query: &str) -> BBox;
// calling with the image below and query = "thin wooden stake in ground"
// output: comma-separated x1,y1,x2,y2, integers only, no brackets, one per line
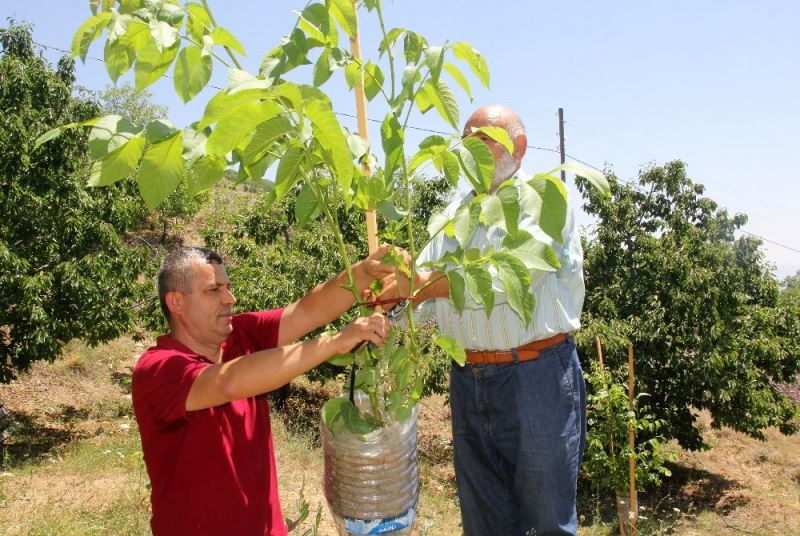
349,0,378,254
628,343,638,534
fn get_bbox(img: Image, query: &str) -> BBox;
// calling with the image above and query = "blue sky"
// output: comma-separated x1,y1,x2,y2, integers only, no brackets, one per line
3,0,799,279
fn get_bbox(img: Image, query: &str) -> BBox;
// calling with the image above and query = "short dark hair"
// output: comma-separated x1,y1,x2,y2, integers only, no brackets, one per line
158,247,224,321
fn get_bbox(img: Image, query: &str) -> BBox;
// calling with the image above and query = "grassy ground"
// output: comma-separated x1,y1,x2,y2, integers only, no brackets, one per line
1,337,798,535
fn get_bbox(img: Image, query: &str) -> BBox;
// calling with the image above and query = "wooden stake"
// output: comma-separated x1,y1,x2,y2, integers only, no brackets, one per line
628,342,637,534
349,0,378,254
595,336,604,370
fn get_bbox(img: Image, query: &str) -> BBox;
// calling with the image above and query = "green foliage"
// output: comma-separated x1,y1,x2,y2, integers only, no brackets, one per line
780,270,800,307
45,1,610,435
0,23,150,382
577,161,800,450
582,364,674,495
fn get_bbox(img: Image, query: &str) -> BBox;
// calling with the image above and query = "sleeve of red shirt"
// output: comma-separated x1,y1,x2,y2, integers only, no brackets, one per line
133,351,209,426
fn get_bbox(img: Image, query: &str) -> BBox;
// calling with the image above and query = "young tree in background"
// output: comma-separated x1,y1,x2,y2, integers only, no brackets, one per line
0,23,148,381
576,161,800,450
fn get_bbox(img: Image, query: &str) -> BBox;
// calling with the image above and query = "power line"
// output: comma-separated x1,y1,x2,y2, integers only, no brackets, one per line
31,40,800,257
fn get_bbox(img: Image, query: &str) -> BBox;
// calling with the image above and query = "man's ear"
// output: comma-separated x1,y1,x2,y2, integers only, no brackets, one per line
165,290,184,316
513,133,528,166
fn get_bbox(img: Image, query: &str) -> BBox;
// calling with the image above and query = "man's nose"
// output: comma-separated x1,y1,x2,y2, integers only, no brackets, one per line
224,288,237,305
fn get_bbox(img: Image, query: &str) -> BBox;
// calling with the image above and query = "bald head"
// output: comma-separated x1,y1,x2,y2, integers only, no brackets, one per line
463,105,528,190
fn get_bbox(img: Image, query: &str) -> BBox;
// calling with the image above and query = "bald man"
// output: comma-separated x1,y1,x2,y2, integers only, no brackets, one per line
414,105,587,535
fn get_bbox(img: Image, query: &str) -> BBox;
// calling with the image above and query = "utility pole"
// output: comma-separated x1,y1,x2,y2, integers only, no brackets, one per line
558,107,566,182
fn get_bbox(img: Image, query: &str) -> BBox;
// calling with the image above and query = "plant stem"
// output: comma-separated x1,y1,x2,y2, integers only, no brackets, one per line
201,0,244,70
374,1,396,101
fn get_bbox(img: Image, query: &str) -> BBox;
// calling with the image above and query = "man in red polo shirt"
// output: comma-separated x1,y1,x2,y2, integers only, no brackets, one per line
132,246,396,535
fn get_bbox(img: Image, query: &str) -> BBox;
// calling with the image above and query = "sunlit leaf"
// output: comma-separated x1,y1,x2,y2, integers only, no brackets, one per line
528,175,568,244
451,41,490,88
458,137,495,193
295,182,320,228
149,19,178,52
104,39,134,82
174,45,212,103
328,0,357,38
206,100,281,157
381,112,404,182
550,160,611,198
305,99,353,192
465,264,494,312
363,61,384,101
186,3,212,41
71,11,112,62
187,154,226,195
473,126,514,156
275,145,305,200
447,270,466,311
134,40,180,91
379,27,406,57
434,333,466,366
88,136,145,187
443,62,472,101
211,26,245,55
421,79,458,129
241,116,292,165
144,118,178,144
493,252,534,325
137,131,184,209
88,115,142,160
502,230,560,272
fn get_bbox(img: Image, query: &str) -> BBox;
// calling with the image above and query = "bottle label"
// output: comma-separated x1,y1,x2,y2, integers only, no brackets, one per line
343,506,416,534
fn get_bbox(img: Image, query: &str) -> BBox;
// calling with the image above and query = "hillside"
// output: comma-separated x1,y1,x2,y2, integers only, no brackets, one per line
1,337,798,535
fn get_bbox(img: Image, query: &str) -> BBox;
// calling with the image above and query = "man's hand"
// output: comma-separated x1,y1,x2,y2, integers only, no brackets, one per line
352,243,411,292
376,270,450,305
334,312,393,354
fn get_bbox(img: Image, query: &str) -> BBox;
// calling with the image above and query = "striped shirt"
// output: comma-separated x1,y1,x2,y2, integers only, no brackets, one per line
416,174,585,351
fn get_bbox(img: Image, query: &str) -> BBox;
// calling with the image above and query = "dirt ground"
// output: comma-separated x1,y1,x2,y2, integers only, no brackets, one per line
0,339,798,535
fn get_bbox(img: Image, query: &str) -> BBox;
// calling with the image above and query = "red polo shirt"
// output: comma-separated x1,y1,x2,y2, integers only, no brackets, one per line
132,309,288,536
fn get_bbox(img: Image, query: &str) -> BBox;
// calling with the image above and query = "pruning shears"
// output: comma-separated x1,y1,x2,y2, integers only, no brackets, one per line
347,297,411,404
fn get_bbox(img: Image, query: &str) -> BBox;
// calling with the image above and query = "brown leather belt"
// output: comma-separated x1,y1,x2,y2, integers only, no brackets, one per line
465,333,567,365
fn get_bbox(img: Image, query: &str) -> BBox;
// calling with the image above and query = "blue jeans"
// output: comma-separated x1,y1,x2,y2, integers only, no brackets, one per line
449,337,586,536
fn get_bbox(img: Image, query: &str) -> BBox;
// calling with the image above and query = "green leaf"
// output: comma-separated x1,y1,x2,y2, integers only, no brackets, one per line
502,230,560,272
528,175,568,244
298,3,332,44
198,84,272,130
403,31,424,64
450,203,475,247
452,41,490,88
71,11,112,62
275,146,305,200
427,212,449,238
211,26,245,55
295,183,321,228
186,3,212,41
321,397,350,433
103,39,134,82
118,19,150,51
447,271,466,312
134,40,180,91
493,252,534,326
173,45,212,103
187,154,226,195
434,334,466,366
206,100,282,157
137,131,184,209
144,118,178,144
328,0,357,38
464,264,494,312
313,48,333,86
241,117,292,165
474,126,514,156
444,62,472,101
424,45,444,80
88,115,142,160
496,184,520,235
107,10,130,42
421,79,459,129
149,19,178,52
381,112,404,182
550,160,611,198
87,135,145,186
458,137,495,193
439,150,460,187
305,99,353,192
363,62,384,101
379,27,406,57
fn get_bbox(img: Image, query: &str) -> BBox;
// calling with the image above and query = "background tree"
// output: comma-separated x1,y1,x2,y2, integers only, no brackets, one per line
780,270,800,307
576,160,800,450
0,23,149,382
